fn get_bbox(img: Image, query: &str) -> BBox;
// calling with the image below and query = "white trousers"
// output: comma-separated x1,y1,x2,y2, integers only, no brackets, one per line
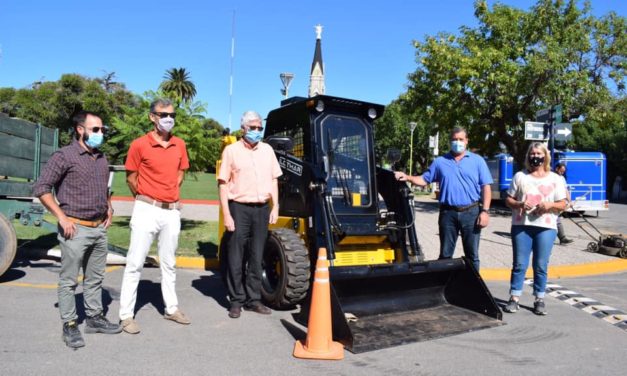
119,200,181,319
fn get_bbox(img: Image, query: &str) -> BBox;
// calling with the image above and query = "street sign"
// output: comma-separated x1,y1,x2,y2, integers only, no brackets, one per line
536,105,563,124
553,104,563,124
524,121,549,140
536,108,550,123
553,122,573,141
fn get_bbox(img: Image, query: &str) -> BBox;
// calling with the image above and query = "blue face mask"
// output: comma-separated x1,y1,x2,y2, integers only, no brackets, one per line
85,132,103,149
451,140,466,154
244,129,263,144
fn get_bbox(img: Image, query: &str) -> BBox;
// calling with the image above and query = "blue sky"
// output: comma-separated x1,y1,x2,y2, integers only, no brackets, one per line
0,0,624,128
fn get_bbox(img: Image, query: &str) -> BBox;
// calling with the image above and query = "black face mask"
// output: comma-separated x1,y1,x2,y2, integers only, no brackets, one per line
528,156,544,167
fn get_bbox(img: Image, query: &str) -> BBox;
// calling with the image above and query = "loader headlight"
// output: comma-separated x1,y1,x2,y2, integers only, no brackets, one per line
368,108,377,119
315,100,325,112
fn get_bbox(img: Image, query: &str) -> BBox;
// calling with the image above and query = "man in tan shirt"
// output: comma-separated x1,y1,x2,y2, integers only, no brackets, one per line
218,111,282,319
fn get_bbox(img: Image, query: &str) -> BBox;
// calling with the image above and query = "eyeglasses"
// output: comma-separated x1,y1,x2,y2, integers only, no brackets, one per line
81,125,106,133
247,126,263,131
152,112,177,119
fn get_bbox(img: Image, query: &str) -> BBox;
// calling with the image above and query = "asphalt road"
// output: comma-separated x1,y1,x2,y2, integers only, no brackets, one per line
1,260,626,376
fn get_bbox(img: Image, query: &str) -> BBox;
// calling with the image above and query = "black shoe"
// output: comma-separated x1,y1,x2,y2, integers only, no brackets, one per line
62,321,85,349
560,238,574,245
533,299,548,316
244,303,271,315
85,314,123,334
228,306,241,319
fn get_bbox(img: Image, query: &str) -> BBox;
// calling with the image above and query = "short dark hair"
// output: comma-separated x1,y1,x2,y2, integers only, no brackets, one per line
555,163,566,171
450,126,467,139
72,111,101,139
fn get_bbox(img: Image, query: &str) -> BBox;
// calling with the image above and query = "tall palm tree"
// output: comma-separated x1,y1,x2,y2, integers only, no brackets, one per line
160,67,197,104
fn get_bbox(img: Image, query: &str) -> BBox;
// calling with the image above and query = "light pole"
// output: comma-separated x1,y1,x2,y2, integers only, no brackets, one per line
409,122,417,176
280,72,294,99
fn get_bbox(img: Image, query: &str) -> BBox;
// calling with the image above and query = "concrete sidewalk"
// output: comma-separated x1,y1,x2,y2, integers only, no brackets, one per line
410,196,627,278
111,197,627,279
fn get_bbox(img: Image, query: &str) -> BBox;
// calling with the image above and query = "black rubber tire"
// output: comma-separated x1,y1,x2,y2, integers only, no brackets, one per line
619,247,627,259
261,228,310,309
587,242,599,253
0,213,18,277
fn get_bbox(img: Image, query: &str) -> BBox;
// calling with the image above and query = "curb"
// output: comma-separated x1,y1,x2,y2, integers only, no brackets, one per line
111,196,219,205
174,256,627,281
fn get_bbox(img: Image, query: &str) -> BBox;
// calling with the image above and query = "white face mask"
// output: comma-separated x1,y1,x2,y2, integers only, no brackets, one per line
157,117,175,133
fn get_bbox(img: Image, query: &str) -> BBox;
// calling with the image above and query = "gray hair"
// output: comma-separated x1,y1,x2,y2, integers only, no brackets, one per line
240,110,262,128
150,98,174,112
450,126,467,139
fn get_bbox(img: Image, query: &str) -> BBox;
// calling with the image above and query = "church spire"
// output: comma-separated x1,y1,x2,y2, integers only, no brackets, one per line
308,24,325,97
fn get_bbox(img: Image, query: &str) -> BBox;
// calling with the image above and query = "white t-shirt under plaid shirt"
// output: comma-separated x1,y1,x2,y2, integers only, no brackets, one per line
507,171,567,230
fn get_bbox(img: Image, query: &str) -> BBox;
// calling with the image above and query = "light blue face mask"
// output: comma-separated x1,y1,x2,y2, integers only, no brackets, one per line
244,129,263,144
451,140,466,154
85,132,103,149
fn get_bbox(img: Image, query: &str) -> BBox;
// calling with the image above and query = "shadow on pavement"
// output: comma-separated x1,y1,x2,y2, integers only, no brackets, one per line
133,280,166,316
281,318,306,341
0,268,26,283
493,231,512,239
191,274,229,309
53,288,117,323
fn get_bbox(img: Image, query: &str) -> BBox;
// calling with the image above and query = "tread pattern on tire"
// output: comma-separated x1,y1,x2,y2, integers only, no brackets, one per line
266,228,310,308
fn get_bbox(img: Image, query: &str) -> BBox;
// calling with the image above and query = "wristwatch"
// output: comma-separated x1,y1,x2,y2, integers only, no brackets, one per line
480,208,489,213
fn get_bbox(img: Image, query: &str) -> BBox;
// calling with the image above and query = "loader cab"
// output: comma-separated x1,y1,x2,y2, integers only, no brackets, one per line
265,95,383,236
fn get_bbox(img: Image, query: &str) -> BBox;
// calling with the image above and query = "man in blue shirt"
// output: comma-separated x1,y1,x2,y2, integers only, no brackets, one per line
395,127,492,271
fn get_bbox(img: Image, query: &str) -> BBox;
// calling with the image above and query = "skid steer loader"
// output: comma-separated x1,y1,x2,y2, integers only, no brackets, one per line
218,95,502,353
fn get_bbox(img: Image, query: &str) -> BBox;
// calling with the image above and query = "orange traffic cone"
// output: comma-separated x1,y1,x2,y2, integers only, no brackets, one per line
293,247,344,360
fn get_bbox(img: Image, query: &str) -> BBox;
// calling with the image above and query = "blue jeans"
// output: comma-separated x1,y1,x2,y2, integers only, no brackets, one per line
510,225,557,299
438,206,481,271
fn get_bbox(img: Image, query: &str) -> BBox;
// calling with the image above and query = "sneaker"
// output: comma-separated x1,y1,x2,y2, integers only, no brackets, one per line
62,320,85,349
533,299,548,315
164,309,191,325
560,238,574,245
85,314,123,334
503,297,519,313
120,318,140,334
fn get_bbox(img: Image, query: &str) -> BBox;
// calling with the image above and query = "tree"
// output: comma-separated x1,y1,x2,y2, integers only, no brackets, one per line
403,0,626,168
374,100,437,173
160,67,197,105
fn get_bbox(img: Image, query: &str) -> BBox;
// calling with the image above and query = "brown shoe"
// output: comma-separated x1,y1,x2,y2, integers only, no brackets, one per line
120,318,140,334
164,310,191,325
244,303,271,315
228,306,241,319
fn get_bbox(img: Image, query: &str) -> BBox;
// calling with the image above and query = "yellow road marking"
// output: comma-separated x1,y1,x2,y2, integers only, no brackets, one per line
0,266,122,289
480,259,627,281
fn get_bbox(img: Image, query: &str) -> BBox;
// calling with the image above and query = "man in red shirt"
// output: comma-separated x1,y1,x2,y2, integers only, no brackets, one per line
218,110,282,319
118,98,190,334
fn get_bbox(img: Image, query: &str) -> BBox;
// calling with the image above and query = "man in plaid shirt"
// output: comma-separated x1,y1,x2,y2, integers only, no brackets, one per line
33,111,122,349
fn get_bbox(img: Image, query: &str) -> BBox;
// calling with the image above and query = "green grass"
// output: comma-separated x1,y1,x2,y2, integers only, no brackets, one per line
13,216,219,258
110,171,219,201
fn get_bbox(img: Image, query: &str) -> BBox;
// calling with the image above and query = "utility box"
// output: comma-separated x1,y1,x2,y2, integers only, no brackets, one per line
555,151,608,212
